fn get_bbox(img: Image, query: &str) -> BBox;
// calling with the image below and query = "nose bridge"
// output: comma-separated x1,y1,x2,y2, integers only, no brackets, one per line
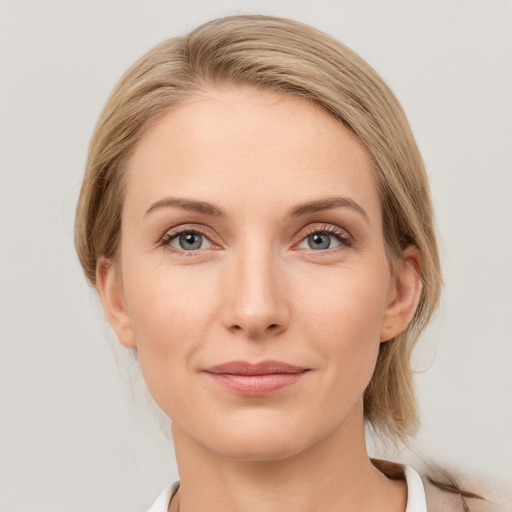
223,235,289,338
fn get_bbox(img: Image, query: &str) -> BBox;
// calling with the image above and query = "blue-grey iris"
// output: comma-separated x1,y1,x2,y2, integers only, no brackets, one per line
308,233,330,250
179,233,203,250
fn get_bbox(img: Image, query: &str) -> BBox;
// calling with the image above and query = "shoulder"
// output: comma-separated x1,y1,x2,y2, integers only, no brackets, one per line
421,469,512,512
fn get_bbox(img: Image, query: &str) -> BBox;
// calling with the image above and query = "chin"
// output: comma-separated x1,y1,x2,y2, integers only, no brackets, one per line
201,414,332,463
212,434,309,462
170,395,361,463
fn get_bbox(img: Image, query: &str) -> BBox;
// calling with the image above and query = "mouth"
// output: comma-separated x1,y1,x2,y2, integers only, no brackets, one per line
203,360,310,396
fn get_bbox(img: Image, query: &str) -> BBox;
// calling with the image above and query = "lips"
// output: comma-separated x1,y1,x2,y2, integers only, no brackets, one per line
206,360,307,375
203,360,309,395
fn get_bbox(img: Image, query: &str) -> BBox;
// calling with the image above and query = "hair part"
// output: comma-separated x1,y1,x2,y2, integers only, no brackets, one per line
75,14,442,445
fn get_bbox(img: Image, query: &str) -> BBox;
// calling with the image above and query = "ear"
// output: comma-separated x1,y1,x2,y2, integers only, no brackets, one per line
380,245,422,342
95,256,136,349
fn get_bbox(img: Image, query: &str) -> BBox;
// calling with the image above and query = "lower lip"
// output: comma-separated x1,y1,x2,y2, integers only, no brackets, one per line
205,372,307,396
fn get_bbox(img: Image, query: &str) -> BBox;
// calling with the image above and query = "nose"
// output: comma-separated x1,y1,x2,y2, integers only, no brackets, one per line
221,241,290,339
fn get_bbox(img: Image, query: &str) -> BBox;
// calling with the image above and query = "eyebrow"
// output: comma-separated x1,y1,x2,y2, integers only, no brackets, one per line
145,197,226,217
144,196,369,223
286,197,370,224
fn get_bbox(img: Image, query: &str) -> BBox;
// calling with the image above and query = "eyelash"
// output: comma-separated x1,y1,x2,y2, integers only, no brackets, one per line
159,223,353,256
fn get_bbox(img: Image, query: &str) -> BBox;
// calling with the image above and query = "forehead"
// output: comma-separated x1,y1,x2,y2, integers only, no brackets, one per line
124,87,379,220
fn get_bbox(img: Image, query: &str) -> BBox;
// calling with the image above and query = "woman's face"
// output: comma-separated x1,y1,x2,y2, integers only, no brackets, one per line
98,87,417,461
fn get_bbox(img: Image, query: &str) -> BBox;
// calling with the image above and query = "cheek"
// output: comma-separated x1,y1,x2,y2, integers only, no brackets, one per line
295,263,390,384
121,259,221,373
296,262,390,341
121,264,224,422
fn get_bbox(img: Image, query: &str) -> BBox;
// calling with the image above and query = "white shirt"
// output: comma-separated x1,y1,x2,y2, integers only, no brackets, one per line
147,464,428,512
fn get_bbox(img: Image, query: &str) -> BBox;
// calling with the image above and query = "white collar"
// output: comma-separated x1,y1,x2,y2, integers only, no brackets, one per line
147,481,178,512
147,464,428,512
403,464,428,512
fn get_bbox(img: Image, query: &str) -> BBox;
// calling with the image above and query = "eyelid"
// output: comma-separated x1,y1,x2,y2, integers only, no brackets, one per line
299,223,352,238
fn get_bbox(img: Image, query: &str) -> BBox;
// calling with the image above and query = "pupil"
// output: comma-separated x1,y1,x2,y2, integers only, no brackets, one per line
179,233,202,250
308,233,330,250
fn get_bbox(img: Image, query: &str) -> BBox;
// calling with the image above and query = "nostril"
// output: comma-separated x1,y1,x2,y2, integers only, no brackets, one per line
229,322,283,336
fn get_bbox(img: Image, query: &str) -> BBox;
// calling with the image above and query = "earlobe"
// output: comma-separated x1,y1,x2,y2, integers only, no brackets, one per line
380,246,422,342
95,256,137,349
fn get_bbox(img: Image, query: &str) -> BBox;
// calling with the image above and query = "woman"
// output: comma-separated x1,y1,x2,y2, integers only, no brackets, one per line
74,15,496,512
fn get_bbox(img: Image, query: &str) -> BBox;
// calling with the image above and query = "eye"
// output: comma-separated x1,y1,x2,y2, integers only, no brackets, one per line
296,225,352,251
161,229,214,252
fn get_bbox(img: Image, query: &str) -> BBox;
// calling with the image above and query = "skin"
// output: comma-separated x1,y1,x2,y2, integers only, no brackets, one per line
97,87,421,512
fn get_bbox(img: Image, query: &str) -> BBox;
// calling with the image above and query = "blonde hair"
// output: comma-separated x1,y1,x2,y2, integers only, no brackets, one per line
75,14,442,444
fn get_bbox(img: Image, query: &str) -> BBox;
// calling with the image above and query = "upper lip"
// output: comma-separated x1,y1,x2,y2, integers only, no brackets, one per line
204,360,309,376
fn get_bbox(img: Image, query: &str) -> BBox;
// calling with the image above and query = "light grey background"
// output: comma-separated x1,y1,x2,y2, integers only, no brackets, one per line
1,1,511,511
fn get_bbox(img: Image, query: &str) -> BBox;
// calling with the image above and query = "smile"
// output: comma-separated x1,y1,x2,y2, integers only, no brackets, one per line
203,360,310,396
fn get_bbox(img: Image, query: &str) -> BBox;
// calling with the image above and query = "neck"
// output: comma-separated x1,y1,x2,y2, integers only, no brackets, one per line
171,406,406,512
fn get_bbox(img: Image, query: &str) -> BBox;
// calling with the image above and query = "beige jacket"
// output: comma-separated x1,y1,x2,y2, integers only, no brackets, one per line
422,473,511,512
